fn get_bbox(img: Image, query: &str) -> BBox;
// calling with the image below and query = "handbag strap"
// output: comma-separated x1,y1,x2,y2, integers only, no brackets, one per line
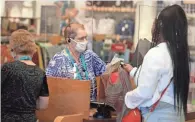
150,77,173,112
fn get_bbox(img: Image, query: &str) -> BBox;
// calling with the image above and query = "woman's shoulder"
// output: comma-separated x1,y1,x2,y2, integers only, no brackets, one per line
1,61,19,68
2,61,45,74
84,50,98,57
144,43,169,63
52,50,69,60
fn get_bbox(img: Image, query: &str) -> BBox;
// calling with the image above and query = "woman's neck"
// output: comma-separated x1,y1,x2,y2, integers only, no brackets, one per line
16,54,32,60
15,54,36,66
68,45,80,63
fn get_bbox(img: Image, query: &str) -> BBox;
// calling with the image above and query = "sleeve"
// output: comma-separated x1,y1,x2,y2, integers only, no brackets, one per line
1,64,9,85
46,54,64,77
92,52,106,76
39,75,49,96
125,48,164,109
130,67,138,78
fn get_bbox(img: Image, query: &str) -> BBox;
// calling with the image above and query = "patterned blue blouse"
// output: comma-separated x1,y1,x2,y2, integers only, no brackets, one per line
46,48,106,101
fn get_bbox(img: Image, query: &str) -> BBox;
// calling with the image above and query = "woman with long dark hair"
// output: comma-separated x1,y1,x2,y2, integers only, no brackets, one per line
124,5,190,121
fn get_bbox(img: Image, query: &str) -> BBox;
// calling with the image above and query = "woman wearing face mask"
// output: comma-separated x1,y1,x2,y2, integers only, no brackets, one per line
46,23,106,101
123,5,190,122
1,29,49,122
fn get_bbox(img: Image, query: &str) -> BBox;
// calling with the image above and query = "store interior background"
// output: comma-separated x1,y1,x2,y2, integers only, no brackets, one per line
0,0,195,119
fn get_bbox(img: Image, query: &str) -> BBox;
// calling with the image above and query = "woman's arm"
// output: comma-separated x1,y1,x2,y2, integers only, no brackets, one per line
36,96,49,110
36,75,49,110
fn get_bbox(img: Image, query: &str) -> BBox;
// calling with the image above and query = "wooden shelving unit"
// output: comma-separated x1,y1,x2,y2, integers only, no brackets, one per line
81,7,136,13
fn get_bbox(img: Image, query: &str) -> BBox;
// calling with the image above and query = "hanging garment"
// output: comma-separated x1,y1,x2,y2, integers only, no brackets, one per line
46,44,66,60
100,67,132,122
9,22,18,32
23,1,33,7
97,18,116,35
32,51,39,66
1,45,14,65
81,17,97,37
38,43,52,69
32,44,44,70
9,5,22,17
2,18,9,30
116,19,135,39
19,19,29,25
103,39,113,51
100,56,132,122
37,46,44,70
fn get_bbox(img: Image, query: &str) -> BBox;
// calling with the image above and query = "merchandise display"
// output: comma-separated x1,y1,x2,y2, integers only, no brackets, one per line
97,17,116,35
115,18,134,40
1,1,195,122
1,17,37,36
80,17,97,37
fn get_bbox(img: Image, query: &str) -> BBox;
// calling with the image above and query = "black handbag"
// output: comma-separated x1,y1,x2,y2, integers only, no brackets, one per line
90,102,115,119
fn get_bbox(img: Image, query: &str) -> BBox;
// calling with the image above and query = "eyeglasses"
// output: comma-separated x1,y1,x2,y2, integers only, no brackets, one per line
70,38,87,42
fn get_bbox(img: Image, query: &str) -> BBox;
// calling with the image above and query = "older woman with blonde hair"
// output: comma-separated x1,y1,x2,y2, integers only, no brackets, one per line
1,29,49,122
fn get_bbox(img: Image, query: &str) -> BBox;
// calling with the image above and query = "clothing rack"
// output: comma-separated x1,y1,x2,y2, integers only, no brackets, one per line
93,34,133,41
1,36,10,44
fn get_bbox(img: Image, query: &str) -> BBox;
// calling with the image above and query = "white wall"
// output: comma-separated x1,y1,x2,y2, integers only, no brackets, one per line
133,1,157,49
0,0,5,17
35,0,55,34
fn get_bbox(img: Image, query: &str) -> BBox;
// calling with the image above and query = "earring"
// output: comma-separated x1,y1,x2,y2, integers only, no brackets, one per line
68,38,71,43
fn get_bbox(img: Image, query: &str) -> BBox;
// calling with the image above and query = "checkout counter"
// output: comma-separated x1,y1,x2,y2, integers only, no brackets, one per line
36,77,195,122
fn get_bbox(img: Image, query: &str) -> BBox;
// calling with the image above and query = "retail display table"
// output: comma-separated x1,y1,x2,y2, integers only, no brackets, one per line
83,117,116,122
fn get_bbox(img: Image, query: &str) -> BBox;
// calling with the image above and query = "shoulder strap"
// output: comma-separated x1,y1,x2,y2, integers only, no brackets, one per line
150,77,173,112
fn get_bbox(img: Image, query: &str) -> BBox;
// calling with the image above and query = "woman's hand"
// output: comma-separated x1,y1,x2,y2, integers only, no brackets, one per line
123,64,133,72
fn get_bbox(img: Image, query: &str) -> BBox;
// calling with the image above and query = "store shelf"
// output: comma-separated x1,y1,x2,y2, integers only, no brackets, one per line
81,7,136,13
93,34,133,41
1,16,40,19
